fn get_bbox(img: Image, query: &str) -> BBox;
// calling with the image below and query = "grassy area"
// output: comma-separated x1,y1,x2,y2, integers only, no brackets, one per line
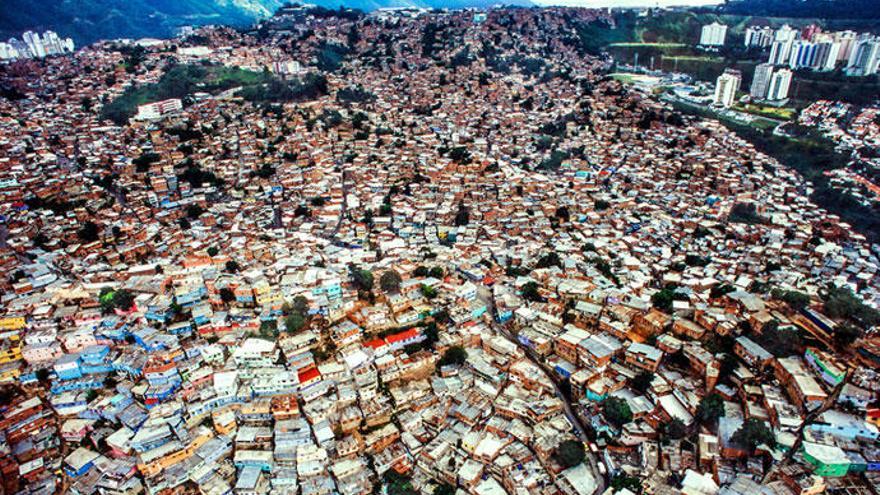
607,42,687,48
670,98,778,131
662,55,722,62
735,103,797,121
609,73,637,84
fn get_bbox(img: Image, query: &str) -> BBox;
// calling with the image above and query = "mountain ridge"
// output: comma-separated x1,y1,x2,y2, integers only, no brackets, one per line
0,0,532,47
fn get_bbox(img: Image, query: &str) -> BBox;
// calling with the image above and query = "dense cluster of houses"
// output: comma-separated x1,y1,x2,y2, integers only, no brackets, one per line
0,5,879,495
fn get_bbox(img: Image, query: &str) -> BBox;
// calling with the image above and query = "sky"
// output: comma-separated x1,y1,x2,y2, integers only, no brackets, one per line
530,0,723,7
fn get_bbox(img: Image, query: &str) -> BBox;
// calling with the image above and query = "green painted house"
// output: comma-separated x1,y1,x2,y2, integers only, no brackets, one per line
802,441,850,477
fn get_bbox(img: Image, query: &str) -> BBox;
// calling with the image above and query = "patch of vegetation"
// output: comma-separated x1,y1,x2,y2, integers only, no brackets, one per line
823,285,880,328
101,64,277,125
438,345,467,367
731,418,775,451
728,202,766,225
316,42,350,72
553,439,585,469
236,72,328,104
99,287,134,313
336,85,374,104
603,396,633,428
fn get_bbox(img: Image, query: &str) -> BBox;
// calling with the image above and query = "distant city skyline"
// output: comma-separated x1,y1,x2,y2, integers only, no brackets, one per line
531,0,722,7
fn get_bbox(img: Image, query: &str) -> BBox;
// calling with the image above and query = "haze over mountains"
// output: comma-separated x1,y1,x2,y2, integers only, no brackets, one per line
5,0,869,47
0,0,531,46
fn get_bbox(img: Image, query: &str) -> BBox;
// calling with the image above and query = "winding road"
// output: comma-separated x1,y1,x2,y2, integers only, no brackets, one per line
477,286,607,494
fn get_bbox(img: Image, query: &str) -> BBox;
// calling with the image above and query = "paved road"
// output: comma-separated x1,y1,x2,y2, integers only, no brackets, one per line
477,286,606,494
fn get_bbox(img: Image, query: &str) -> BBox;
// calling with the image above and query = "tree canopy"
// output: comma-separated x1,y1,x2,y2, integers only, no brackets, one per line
380,270,402,293
553,439,585,469
439,345,467,367
603,396,632,428
731,418,775,451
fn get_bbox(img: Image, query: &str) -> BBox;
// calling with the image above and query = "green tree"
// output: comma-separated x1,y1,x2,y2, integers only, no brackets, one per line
753,321,802,357
521,281,544,302
78,221,101,242
414,266,429,277
291,295,309,316
380,270,402,293
718,353,739,378
219,287,235,304
35,368,50,382
112,289,135,311
349,265,374,291
823,285,880,327
439,345,468,367
225,260,240,273
420,285,438,299
555,206,570,222
553,439,585,469
285,313,305,333
663,418,687,440
429,266,444,279
730,418,775,451
610,474,641,493
433,483,454,495
696,393,725,427
384,470,416,495
536,252,562,269
186,204,205,219
833,323,862,348
631,371,654,394
454,204,470,226
652,286,676,313
603,396,632,428
771,288,811,310
207,246,219,257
